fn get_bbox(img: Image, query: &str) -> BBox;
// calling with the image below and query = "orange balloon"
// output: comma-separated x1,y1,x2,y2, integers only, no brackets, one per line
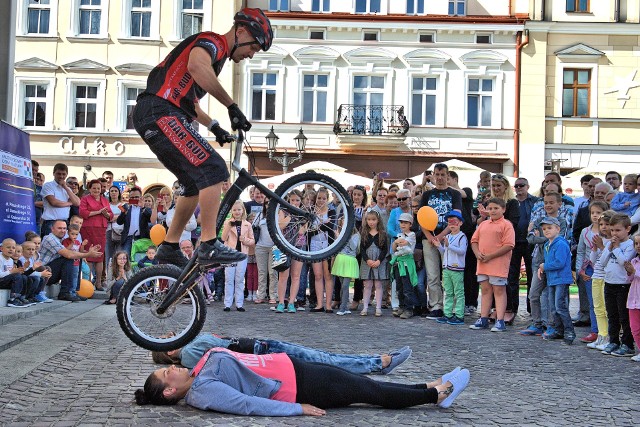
150,224,166,246
78,279,95,299
417,206,438,231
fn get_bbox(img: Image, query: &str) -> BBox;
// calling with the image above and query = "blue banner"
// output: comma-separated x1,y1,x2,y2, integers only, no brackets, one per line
0,121,36,242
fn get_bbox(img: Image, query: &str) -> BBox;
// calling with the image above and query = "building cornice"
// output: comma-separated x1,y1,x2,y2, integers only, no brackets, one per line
526,21,640,35
267,11,527,25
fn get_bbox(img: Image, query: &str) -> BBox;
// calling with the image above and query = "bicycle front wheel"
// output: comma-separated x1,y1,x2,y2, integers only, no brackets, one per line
266,172,354,262
116,265,207,352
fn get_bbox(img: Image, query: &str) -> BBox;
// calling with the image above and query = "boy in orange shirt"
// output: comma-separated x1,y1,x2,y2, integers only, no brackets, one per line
469,198,515,332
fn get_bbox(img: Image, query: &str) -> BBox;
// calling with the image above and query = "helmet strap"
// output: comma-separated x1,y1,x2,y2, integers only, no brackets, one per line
229,24,240,61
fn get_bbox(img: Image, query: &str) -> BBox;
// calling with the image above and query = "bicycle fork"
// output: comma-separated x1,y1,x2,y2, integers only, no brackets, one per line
155,256,204,314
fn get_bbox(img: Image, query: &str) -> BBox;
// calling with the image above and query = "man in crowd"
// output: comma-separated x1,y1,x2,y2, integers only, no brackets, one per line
572,174,595,214
40,220,102,301
40,163,80,237
605,170,621,192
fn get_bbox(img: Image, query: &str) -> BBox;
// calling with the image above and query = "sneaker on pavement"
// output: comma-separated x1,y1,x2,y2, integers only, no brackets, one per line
399,310,414,319
631,353,640,362
469,318,489,330
197,240,247,266
519,324,544,336
7,298,25,308
595,336,610,351
156,244,189,268
447,316,465,326
579,332,598,343
438,368,471,409
436,316,451,324
491,320,507,332
542,327,561,340
274,303,285,313
392,308,403,318
562,335,575,345
601,343,620,355
381,346,412,375
34,293,53,303
587,335,604,349
425,309,444,320
18,296,36,307
287,303,296,313
336,310,351,316
611,344,635,357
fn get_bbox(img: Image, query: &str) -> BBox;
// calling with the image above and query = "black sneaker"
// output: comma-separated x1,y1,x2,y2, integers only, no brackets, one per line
18,296,36,307
58,294,80,302
156,244,189,268
197,240,247,265
425,309,444,320
7,299,25,308
75,295,88,301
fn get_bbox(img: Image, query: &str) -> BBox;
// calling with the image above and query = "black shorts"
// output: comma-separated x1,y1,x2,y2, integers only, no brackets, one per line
133,95,229,197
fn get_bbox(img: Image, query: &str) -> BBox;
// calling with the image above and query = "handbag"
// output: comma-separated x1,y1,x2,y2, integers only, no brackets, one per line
111,222,124,242
271,245,290,272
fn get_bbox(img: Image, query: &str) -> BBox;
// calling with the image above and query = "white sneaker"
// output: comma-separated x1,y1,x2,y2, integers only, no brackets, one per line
595,336,610,351
631,353,640,362
587,335,603,349
336,310,351,316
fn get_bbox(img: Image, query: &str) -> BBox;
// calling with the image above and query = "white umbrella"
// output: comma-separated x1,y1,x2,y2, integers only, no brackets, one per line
260,161,372,193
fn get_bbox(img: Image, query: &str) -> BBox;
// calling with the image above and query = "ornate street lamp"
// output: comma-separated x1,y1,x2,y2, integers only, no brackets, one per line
266,126,307,173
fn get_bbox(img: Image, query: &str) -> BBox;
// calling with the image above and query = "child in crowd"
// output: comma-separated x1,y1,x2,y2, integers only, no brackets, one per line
105,251,133,305
0,238,30,307
21,240,53,303
137,245,159,270
390,213,418,319
436,211,468,325
610,174,640,216
68,215,86,295
574,201,608,344
624,233,640,361
520,192,568,337
473,171,491,209
470,198,515,332
63,223,86,299
11,245,39,304
221,200,254,313
537,217,576,345
331,217,360,316
600,214,636,356
587,210,614,350
358,210,389,317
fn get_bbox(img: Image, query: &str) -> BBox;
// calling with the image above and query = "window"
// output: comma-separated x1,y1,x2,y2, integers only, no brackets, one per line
79,0,101,35
181,0,203,38
566,0,589,12
353,75,384,134
419,32,434,43
302,74,328,123
363,31,378,41
448,0,465,16
407,0,424,15
310,30,325,40
476,34,492,44
269,0,288,11
312,0,329,12
74,85,99,128
251,73,277,121
467,78,493,127
355,0,380,14
24,84,48,127
124,86,143,129
562,69,590,117
411,77,437,126
27,0,51,34
131,0,152,37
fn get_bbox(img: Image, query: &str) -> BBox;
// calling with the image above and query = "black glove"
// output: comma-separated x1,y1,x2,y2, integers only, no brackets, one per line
208,120,234,146
227,103,251,131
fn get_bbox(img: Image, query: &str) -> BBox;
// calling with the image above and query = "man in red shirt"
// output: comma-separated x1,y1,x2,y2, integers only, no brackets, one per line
132,8,273,268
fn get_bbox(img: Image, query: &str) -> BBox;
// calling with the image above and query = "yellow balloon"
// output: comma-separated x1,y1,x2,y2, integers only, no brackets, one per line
78,279,95,299
150,224,166,246
417,206,438,231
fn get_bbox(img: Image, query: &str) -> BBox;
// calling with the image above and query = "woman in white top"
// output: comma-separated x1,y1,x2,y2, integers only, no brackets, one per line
105,185,124,265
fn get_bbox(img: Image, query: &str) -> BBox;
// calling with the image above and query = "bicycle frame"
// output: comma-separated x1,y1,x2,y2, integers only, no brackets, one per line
155,130,312,314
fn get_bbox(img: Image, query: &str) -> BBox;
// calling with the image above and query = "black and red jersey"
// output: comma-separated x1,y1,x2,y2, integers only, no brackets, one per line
142,31,229,118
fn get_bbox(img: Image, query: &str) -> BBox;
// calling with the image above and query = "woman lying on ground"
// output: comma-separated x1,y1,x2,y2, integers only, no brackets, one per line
151,333,412,374
135,347,470,416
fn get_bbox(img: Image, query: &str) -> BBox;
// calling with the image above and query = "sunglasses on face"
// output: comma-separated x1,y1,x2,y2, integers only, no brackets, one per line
397,197,409,202
514,183,527,188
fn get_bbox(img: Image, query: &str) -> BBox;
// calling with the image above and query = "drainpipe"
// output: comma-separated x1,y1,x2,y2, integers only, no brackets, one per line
540,0,546,21
615,0,620,22
513,29,529,178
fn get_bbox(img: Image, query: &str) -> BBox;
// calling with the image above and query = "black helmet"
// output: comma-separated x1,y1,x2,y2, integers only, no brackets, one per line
234,8,273,52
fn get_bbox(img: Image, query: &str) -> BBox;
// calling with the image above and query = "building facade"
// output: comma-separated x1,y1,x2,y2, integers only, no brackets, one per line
11,0,240,190
521,0,640,183
240,0,529,179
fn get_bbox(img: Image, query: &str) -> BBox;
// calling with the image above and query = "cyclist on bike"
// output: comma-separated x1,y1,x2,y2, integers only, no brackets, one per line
132,8,273,268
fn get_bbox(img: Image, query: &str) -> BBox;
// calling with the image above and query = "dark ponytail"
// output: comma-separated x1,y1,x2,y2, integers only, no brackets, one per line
134,372,181,406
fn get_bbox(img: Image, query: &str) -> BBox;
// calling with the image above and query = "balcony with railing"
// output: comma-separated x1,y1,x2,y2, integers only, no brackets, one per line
333,104,410,136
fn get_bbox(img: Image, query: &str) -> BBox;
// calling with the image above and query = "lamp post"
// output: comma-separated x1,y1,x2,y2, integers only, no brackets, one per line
266,126,307,173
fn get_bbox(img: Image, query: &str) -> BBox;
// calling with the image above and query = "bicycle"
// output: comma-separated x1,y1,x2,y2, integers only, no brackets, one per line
116,130,354,351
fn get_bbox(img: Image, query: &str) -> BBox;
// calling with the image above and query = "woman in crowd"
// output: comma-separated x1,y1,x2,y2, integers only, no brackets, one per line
347,185,368,311
104,251,133,305
79,179,113,291
153,186,172,227
275,190,306,313
254,200,278,304
105,185,123,266
135,349,470,416
310,188,336,312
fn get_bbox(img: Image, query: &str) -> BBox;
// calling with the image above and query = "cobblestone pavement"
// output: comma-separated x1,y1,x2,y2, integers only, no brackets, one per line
0,296,637,426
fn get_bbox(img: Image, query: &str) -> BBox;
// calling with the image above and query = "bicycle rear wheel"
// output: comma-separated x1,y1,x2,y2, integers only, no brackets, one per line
266,172,354,262
116,265,207,352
